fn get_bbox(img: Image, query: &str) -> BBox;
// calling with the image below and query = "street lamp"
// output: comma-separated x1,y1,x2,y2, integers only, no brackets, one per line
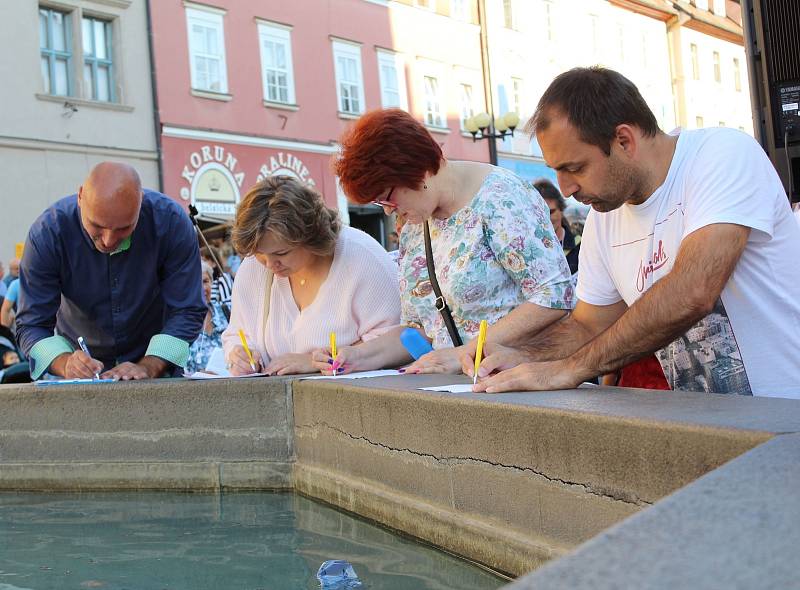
464,111,521,142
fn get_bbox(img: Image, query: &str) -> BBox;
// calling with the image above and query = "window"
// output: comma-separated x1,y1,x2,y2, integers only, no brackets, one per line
696,116,704,128
459,83,474,130
332,40,364,115
690,44,699,80
82,17,113,102
511,77,523,114
503,0,515,29
423,76,443,127
258,22,295,105
713,51,721,83
718,121,726,127
186,6,228,94
450,0,469,21
415,0,434,9
733,57,741,91
377,50,407,110
40,7,72,96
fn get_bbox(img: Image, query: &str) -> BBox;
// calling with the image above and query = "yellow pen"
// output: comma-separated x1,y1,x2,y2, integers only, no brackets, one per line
329,332,338,374
473,320,488,385
238,329,258,372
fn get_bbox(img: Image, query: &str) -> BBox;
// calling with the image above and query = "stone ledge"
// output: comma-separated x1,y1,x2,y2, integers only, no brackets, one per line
0,461,293,492
0,376,294,462
508,432,800,589
292,380,773,505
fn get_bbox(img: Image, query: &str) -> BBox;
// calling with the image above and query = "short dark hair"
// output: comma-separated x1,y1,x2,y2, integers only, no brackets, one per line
532,178,565,210
526,66,660,155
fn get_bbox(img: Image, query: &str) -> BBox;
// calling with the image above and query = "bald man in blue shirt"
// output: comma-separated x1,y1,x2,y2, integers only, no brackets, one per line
16,162,206,380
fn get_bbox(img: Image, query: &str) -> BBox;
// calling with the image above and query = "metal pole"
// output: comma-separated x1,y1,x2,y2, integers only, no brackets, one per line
477,0,498,165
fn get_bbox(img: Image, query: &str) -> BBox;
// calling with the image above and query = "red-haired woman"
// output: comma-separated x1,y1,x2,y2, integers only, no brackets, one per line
311,108,575,376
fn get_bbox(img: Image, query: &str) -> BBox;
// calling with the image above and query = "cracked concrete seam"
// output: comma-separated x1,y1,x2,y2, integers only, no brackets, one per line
295,421,652,507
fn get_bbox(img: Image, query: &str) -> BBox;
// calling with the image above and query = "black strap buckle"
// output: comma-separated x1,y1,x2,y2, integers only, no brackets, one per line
434,295,446,312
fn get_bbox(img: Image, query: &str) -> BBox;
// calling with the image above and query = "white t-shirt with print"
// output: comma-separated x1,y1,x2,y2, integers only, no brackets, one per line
577,127,800,398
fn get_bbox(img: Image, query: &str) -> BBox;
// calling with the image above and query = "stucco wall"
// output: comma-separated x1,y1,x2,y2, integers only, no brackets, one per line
0,0,159,262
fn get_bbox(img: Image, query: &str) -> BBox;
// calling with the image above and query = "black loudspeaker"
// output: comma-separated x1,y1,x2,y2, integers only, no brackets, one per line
742,0,800,202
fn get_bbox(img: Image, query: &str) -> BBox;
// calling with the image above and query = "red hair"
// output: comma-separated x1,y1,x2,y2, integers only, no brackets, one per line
334,109,443,204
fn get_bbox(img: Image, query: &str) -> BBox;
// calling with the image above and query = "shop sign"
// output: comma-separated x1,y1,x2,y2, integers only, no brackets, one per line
256,152,317,188
180,145,245,217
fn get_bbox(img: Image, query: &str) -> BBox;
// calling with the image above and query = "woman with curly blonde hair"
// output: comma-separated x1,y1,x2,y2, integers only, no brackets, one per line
222,175,400,375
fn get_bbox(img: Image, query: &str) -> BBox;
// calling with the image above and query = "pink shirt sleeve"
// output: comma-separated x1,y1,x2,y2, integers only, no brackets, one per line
222,256,265,363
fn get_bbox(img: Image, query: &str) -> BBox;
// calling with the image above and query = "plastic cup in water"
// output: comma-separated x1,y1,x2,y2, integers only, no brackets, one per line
316,559,363,588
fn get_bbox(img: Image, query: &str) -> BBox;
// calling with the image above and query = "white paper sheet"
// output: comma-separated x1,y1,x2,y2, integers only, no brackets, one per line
35,378,118,386
418,383,474,393
419,382,599,393
299,369,403,380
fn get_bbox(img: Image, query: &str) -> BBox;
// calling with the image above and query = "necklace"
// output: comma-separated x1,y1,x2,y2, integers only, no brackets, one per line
299,278,306,286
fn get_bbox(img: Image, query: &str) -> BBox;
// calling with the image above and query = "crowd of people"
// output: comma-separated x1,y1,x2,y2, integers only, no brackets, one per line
4,66,800,399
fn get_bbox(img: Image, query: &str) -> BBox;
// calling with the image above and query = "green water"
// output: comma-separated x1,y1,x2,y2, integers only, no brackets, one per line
0,492,505,590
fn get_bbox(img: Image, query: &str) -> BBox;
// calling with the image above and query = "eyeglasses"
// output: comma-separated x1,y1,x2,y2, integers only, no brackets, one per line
374,187,397,211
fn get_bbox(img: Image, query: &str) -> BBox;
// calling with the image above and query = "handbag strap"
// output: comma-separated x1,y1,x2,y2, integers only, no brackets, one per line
423,220,463,347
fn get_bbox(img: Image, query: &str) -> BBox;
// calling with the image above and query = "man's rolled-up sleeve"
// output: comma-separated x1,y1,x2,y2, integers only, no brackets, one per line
150,209,206,367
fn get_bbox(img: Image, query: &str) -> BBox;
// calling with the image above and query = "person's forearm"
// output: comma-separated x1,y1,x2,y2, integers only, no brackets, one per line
567,224,749,380
355,326,414,369
138,355,170,378
0,305,12,328
568,277,708,380
486,302,566,347
49,353,69,377
517,313,598,361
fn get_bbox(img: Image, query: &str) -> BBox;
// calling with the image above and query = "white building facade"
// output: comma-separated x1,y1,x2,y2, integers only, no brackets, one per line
0,0,158,263
484,0,751,185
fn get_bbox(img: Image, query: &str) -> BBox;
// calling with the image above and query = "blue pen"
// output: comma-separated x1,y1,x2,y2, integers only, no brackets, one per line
77,336,100,380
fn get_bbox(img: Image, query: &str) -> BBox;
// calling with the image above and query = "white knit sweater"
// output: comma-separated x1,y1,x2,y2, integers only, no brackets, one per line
222,226,400,363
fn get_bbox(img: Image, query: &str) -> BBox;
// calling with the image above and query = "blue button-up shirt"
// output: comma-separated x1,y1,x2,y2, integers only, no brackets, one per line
16,190,206,378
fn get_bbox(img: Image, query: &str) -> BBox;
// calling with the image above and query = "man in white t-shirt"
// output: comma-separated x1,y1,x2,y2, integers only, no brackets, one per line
472,66,800,398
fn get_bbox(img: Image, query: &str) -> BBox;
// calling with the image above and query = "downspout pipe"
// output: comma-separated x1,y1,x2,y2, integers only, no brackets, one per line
145,0,164,192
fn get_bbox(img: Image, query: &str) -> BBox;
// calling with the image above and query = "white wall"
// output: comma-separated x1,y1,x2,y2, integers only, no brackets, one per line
0,0,159,262
681,28,753,132
487,0,676,157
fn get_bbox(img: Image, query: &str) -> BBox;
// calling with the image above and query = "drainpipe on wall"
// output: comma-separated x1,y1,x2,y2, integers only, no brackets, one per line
666,9,691,130
145,0,164,192
477,0,498,166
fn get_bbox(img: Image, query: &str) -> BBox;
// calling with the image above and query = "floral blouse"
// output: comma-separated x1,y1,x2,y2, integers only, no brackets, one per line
186,302,228,373
398,167,575,349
